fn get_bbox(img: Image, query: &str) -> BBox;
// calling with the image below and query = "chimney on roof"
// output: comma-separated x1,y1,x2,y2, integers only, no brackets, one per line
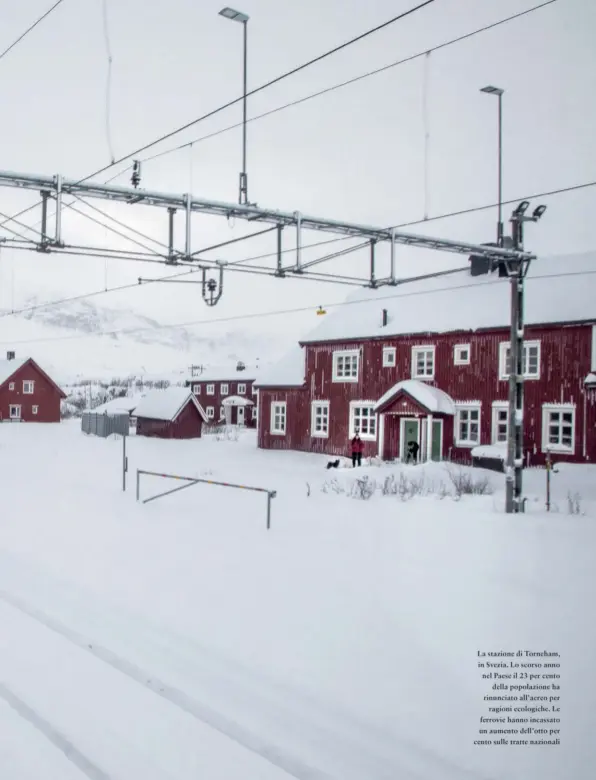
6,351,15,361
381,309,388,327
236,360,246,371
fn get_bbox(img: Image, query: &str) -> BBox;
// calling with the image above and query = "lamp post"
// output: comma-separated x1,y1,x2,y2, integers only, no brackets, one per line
480,85,504,246
219,7,250,205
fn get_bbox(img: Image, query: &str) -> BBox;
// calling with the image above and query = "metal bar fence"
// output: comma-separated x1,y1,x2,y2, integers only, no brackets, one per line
136,470,276,530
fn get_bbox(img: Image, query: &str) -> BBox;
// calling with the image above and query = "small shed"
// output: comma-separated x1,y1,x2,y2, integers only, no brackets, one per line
134,387,208,439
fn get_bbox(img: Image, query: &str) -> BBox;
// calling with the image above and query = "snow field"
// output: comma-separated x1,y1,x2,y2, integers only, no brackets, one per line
0,421,595,779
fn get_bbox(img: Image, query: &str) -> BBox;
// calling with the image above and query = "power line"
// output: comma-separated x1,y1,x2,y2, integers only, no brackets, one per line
142,0,559,167
2,177,595,320
1,267,594,348
0,0,67,62
68,0,437,184
0,1,557,247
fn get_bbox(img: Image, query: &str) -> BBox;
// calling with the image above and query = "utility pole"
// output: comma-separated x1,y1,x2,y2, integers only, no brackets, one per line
480,85,504,246
505,200,547,513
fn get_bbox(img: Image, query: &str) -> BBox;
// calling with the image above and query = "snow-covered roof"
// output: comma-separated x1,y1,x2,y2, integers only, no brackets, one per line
222,395,254,406
190,364,258,382
302,252,596,343
133,387,207,422
471,444,507,460
254,346,306,388
91,395,144,415
374,380,455,415
0,357,29,387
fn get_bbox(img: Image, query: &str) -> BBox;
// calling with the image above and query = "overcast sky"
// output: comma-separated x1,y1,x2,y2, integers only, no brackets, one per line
0,0,594,343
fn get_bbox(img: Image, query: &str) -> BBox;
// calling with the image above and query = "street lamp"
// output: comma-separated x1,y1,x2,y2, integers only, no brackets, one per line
219,7,250,205
480,85,504,246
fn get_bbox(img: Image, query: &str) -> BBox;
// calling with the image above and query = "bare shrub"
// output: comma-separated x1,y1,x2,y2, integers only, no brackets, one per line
350,476,376,500
382,475,398,495
567,491,583,515
321,478,345,495
306,482,311,497
447,467,493,497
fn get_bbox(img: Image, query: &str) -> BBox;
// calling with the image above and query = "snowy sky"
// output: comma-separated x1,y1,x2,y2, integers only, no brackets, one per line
0,0,595,342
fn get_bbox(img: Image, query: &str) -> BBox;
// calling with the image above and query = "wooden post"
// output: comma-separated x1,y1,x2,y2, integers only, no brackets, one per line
266,492,272,530
122,434,127,492
136,469,140,501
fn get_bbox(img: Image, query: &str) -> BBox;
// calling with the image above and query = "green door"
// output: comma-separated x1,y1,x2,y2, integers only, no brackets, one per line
403,419,419,460
431,420,442,461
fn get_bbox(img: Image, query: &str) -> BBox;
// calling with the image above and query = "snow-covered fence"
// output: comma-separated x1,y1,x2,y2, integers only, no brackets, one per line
136,469,277,530
81,412,129,438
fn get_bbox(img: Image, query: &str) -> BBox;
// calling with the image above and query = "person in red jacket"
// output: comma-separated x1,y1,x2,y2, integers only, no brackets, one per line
351,433,363,467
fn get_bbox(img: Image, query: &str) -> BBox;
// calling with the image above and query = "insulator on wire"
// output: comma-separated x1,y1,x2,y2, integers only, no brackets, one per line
131,160,141,188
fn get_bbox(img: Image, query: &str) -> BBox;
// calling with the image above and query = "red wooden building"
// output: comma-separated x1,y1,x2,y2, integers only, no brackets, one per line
134,387,208,439
187,362,259,427
0,353,66,423
255,252,596,466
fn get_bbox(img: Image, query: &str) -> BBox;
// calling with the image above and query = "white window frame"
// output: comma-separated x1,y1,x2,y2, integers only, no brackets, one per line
499,340,541,380
9,404,21,420
22,380,34,394
206,384,215,395
8,382,15,391
453,344,471,366
332,349,359,383
454,403,481,447
491,402,509,445
192,384,200,394
32,405,39,415
382,346,396,368
411,345,435,380
252,406,258,421
238,383,246,395
311,401,330,438
206,406,215,419
220,383,229,396
270,402,287,435
348,401,377,441
219,406,225,419
542,404,575,454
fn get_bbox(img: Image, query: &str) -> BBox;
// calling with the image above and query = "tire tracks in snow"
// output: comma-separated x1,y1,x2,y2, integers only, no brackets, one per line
0,682,111,780
0,588,331,780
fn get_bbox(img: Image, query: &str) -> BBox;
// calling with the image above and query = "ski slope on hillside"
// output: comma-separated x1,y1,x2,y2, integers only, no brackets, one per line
0,423,594,779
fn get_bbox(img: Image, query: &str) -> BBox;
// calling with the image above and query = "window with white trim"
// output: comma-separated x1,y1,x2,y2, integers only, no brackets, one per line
382,347,396,368
491,403,508,444
252,384,258,395
332,350,359,382
8,382,14,391
220,383,229,395
32,405,39,415
238,383,246,395
206,406,214,419
206,384,215,395
23,380,34,394
252,406,258,421
311,401,330,437
271,402,286,435
349,402,377,440
499,340,541,379
219,406,225,419
411,346,435,379
542,405,575,454
455,405,481,446
453,344,471,366
192,384,200,394
9,405,21,419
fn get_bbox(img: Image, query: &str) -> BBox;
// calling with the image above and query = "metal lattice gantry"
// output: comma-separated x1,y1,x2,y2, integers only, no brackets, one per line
0,168,535,305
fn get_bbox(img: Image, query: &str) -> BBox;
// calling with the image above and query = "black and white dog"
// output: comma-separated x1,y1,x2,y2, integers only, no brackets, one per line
326,459,340,470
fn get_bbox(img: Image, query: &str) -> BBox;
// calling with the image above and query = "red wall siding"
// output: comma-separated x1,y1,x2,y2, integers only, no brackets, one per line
190,378,257,427
258,323,596,465
136,401,203,439
0,360,63,423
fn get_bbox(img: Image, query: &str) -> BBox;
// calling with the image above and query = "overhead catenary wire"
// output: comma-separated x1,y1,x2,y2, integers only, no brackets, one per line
0,0,67,62
2,177,595,320
139,0,559,168
1,267,595,348
0,0,558,243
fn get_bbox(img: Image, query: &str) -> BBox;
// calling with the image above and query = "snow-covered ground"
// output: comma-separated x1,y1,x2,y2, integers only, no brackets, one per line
0,422,594,779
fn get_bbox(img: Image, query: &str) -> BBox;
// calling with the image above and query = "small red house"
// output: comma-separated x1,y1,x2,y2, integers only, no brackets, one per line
255,252,596,466
0,353,66,423
134,387,208,439
187,362,259,427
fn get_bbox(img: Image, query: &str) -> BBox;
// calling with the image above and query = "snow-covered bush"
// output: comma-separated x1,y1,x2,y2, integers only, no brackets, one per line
447,467,493,497
321,478,345,495
350,476,376,500
567,491,583,515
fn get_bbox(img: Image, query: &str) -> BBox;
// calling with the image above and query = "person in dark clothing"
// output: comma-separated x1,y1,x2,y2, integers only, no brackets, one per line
351,433,363,467
406,440,420,464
